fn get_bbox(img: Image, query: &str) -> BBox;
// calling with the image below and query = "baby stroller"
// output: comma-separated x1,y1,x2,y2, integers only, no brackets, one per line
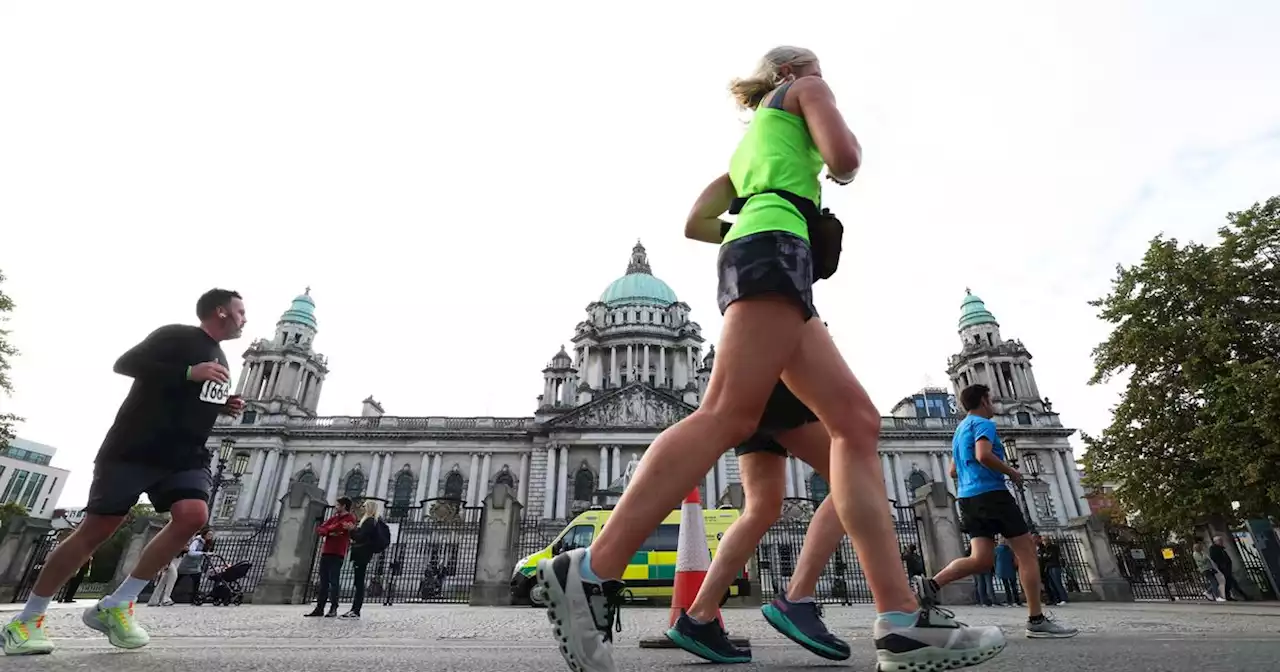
191,554,251,606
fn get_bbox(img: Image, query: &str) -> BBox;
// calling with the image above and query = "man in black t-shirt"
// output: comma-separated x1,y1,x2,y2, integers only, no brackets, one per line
4,289,247,657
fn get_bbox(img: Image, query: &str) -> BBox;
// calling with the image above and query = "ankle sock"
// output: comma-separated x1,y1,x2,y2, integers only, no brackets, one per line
15,594,52,622
877,611,919,627
101,576,149,608
928,578,941,593
785,594,816,604
1029,613,1045,624
578,549,604,583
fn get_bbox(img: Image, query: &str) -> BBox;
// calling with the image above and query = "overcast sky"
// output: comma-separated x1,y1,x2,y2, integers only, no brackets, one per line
3,2,1279,508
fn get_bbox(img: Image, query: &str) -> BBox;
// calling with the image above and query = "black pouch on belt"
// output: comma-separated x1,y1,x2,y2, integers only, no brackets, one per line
728,189,843,282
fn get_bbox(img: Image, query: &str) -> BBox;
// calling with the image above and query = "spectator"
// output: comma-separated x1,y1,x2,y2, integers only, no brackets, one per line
1209,536,1248,601
1035,535,1068,606
306,497,357,618
175,527,214,603
994,538,1021,606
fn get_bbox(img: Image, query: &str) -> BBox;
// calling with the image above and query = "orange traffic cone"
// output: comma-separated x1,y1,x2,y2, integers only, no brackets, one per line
638,487,750,649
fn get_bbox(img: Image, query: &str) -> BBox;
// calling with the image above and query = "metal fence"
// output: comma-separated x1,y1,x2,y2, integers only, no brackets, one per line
11,531,59,602
1237,542,1277,599
756,498,923,605
198,517,279,601
1106,527,1209,601
303,497,482,605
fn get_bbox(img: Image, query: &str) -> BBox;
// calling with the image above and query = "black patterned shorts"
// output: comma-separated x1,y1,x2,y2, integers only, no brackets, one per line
734,381,819,457
717,231,818,321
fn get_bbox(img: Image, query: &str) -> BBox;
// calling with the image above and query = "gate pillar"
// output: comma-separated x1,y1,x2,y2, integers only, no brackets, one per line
911,484,974,605
256,481,329,604
471,483,522,606
0,517,55,602
110,517,166,592
1066,514,1133,602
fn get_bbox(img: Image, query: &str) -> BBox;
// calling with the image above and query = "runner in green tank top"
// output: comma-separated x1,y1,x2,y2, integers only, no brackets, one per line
536,47,1007,672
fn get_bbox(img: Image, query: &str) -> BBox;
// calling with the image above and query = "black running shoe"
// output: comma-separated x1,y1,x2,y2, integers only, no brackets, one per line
760,592,851,661
666,612,751,664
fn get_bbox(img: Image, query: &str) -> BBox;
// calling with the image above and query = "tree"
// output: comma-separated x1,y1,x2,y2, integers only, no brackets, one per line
0,269,19,452
0,501,28,527
1083,196,1280,533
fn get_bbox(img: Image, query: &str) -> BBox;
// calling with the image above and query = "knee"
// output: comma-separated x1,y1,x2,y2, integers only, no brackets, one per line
167,501,209,536
740,502,782,536
827,400,880,450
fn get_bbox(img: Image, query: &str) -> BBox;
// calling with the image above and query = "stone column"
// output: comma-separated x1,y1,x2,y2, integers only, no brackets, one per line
598,446,609,487
1067,513,1133,601
252,448,281,518
1062,451,1089,515
366,452,381,500
427,453,442,500
941,453,957,497
891,453,908,505
235,449,267,520
1051,451,1078,521
704,469,717,504
658,346,667,386
416,452,432,503
517,453,530,504
642,345,650,382
469,483,523,606
716,454,729,502
272,450,297,517
542,445,558,519
325,452,345,503
480,453,493,500
380,453,395,500
318,453,333,493
256,481,330,604
610,347,618,386
880,454,896,504
611,446,622,483
555,445,570,519
783,459,796,498
912,483,973,604
266,362,281,398
111,517,166,590
467,453,482,507
929,453,944,484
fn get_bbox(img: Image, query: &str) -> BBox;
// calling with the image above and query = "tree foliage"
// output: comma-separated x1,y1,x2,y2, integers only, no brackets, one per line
0,501,28,527
1083,196,1280,532
0,269,19,451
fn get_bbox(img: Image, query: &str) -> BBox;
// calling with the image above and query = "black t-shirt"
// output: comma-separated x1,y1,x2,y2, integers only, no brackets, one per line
97,324,230,470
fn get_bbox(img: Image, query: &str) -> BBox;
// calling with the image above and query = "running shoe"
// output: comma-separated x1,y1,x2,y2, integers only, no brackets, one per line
3,615,54,656
872,575,1006,671
760,591,851,661
666,611,751,664
1026,613,1078,639
537,548,624,672
82,601,150,649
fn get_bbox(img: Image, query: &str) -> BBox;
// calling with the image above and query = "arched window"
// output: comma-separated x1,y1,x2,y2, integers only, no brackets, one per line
443,470,465,500
495,466,515,489
573,465,595,502
343,470,365,500
298,468,319,486
809,473,829,504
907,469,929,498
391,467,415,516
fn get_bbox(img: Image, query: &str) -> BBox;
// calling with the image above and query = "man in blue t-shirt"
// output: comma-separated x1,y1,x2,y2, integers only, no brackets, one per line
911,384,1077,640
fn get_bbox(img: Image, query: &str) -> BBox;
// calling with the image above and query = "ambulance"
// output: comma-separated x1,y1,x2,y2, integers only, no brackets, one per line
510,505,751,605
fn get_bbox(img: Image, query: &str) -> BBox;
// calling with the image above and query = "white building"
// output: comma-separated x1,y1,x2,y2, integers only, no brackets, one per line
1,437,70,518
210,244,1091,530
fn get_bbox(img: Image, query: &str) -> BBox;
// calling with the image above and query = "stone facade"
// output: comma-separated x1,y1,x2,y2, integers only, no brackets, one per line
209,248,1090,527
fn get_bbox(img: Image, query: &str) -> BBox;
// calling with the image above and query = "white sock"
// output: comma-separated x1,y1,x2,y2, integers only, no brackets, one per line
14,594,53,622
100,576,149,608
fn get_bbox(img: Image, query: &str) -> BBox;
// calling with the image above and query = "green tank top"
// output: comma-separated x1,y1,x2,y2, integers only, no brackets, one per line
724,87,824,245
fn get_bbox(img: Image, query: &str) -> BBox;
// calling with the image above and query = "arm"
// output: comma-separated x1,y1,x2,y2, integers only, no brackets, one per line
113,326,187,383
684,173,736,244
186,539,204,558
949,460,957,479
316,517,336,536
975,437,1022,481
793,77,862,182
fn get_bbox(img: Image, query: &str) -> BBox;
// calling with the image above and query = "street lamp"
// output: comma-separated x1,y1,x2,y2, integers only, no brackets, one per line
208,438,249,523
1005,439,1043,533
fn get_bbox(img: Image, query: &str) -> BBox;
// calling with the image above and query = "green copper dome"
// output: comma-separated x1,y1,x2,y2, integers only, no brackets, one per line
599,241,678,307
958,288,997,330
279,287,317,329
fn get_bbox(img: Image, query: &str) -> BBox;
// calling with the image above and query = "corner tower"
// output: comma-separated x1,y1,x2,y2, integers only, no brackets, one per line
945,289,1044,414
235,288,330,417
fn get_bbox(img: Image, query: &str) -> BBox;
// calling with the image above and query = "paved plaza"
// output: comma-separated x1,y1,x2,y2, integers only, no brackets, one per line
3,601,1280,670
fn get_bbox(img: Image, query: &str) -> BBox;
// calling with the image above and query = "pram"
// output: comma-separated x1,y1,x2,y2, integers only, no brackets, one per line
190,554,251,606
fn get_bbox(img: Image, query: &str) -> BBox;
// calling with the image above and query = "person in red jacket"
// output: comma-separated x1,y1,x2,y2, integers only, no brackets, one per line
306,497,357,618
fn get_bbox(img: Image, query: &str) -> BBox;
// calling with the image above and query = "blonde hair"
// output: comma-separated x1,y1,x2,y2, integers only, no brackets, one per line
361,500,380,521
729,46,819,110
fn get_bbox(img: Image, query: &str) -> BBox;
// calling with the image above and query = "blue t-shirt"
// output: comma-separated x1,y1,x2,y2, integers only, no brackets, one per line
994,543,1017,579
952,414,1007,498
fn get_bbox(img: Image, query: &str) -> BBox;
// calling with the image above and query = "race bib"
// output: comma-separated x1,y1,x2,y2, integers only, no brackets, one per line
198,380,230,405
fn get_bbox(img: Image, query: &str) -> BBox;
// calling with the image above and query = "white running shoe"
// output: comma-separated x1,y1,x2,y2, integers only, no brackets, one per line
536,548,625,672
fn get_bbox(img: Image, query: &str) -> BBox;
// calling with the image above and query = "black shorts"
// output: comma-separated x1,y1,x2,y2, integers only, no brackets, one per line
717,231,818,321
86,460,213,516
956,489,1030,540
735,381,819,457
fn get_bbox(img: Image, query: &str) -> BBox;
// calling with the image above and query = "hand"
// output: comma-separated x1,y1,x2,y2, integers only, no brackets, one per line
189,361,230,384
343,522,356,530
222,395,245,417
1008,469,1025,484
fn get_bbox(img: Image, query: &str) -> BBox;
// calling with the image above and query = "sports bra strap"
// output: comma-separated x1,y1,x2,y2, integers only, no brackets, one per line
766,79,795,110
